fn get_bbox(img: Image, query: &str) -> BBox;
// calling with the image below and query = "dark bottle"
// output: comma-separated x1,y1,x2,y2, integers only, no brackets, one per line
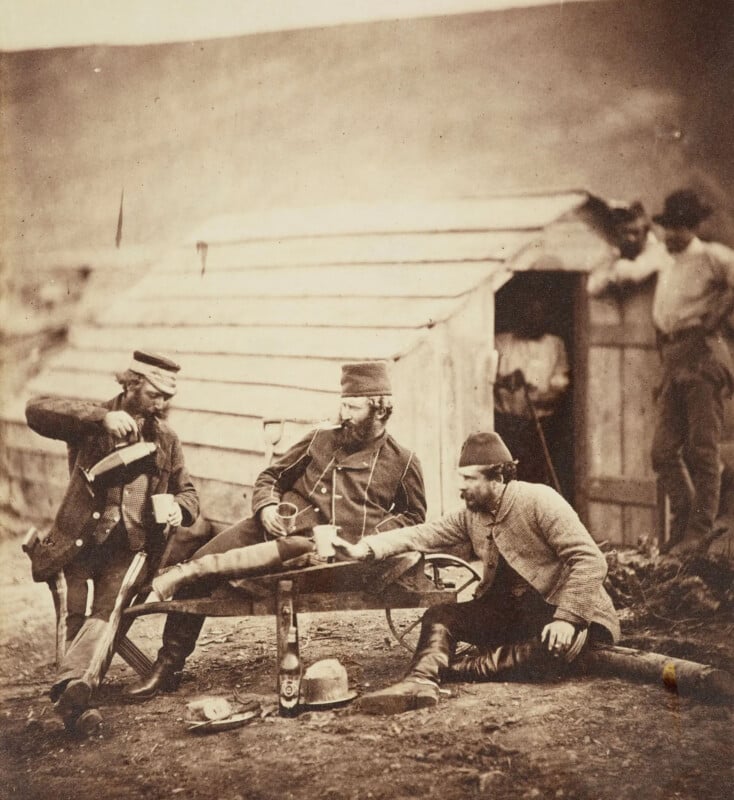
278,625,302,717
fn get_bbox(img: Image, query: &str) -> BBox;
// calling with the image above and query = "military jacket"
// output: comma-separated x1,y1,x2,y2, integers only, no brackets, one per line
251,427,426,544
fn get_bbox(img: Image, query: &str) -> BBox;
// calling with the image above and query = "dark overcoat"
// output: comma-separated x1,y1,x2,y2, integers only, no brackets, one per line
25,394,199,582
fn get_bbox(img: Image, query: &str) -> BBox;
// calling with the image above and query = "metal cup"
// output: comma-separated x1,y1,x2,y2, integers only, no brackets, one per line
275,502,298,534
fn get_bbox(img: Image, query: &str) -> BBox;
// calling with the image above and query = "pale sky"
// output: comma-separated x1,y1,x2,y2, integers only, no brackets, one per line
0,0,595,51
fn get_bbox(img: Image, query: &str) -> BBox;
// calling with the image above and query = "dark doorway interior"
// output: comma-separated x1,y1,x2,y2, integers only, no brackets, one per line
494,270,578,501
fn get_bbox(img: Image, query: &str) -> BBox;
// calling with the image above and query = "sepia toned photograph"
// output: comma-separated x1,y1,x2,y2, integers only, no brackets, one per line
1,1,733,798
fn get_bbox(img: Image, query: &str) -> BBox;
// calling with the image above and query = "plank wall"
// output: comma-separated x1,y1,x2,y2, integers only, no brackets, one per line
1,194,586,532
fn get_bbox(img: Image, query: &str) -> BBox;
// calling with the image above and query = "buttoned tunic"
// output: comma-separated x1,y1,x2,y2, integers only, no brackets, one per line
363,480,620,641
251,427,426,543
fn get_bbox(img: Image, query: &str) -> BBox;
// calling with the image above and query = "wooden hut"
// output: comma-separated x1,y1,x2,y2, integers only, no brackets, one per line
1,190,665,544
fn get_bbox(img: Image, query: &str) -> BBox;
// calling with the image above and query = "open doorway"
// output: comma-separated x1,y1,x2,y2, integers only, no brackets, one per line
494,270,580,503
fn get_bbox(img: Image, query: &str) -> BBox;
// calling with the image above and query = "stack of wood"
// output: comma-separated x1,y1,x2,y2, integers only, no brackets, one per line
602,547,734,623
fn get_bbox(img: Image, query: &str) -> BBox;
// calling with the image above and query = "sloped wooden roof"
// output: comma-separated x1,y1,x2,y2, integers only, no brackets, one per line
6,191,593,524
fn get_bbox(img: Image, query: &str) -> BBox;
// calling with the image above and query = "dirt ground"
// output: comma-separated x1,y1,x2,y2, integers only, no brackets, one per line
1,536,733,800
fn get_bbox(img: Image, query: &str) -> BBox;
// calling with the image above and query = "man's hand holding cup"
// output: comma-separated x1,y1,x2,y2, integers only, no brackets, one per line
332,537,373,561
151,493,182,527
259,505,288,538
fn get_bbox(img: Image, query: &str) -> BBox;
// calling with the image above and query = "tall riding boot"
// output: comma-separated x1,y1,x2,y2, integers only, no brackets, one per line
445,641,546,682
151,537,314,600
357,623,455,715
444,633,586,683
127,537,314,701
125,611,204,700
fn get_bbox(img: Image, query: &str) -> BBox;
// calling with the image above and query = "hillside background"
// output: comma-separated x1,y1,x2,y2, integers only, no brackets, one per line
1,0,733,262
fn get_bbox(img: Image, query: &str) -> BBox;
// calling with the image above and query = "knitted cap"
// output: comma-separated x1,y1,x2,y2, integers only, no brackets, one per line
129,350,181,396
458,432,513,467
340,361,391,397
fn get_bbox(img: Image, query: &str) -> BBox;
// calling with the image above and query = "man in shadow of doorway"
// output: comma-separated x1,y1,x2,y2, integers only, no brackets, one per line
494,294,570,491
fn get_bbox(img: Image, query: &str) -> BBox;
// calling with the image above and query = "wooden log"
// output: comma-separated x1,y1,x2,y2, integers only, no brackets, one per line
584,644,734,702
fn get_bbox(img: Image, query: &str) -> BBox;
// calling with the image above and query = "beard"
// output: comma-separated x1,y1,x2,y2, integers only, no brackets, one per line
460,492,480,511
335,412,378,452
122,388,167,442
460,490,495,513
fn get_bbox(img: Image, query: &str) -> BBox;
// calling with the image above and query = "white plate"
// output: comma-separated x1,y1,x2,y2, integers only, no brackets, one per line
186,710,258,734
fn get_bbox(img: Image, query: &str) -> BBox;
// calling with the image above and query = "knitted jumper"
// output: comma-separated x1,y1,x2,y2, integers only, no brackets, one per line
364,480,620,642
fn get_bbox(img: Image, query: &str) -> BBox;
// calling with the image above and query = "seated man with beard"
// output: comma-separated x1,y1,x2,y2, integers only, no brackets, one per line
127,360,427,699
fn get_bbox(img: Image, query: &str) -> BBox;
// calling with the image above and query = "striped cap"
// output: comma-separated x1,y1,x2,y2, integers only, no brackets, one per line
129,350,180,396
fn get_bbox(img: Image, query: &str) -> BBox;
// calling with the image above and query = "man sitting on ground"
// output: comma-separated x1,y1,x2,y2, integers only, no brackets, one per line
335,431,619,714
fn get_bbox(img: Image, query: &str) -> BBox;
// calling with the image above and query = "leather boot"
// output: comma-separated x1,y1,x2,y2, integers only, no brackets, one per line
356,678,440,715
444,630,590,683
125,655,184,700
357,623,454,715
151,537,313,600
125,610,205,699
74,708,103,737
445,641,548,682
54,678,93,729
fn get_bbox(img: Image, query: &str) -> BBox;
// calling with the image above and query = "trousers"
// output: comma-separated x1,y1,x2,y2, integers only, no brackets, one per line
420,582,555,654
651,370,726,543
52,527,152,697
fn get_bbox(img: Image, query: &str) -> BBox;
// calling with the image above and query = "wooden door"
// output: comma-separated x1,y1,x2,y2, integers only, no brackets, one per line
584,280,661,545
